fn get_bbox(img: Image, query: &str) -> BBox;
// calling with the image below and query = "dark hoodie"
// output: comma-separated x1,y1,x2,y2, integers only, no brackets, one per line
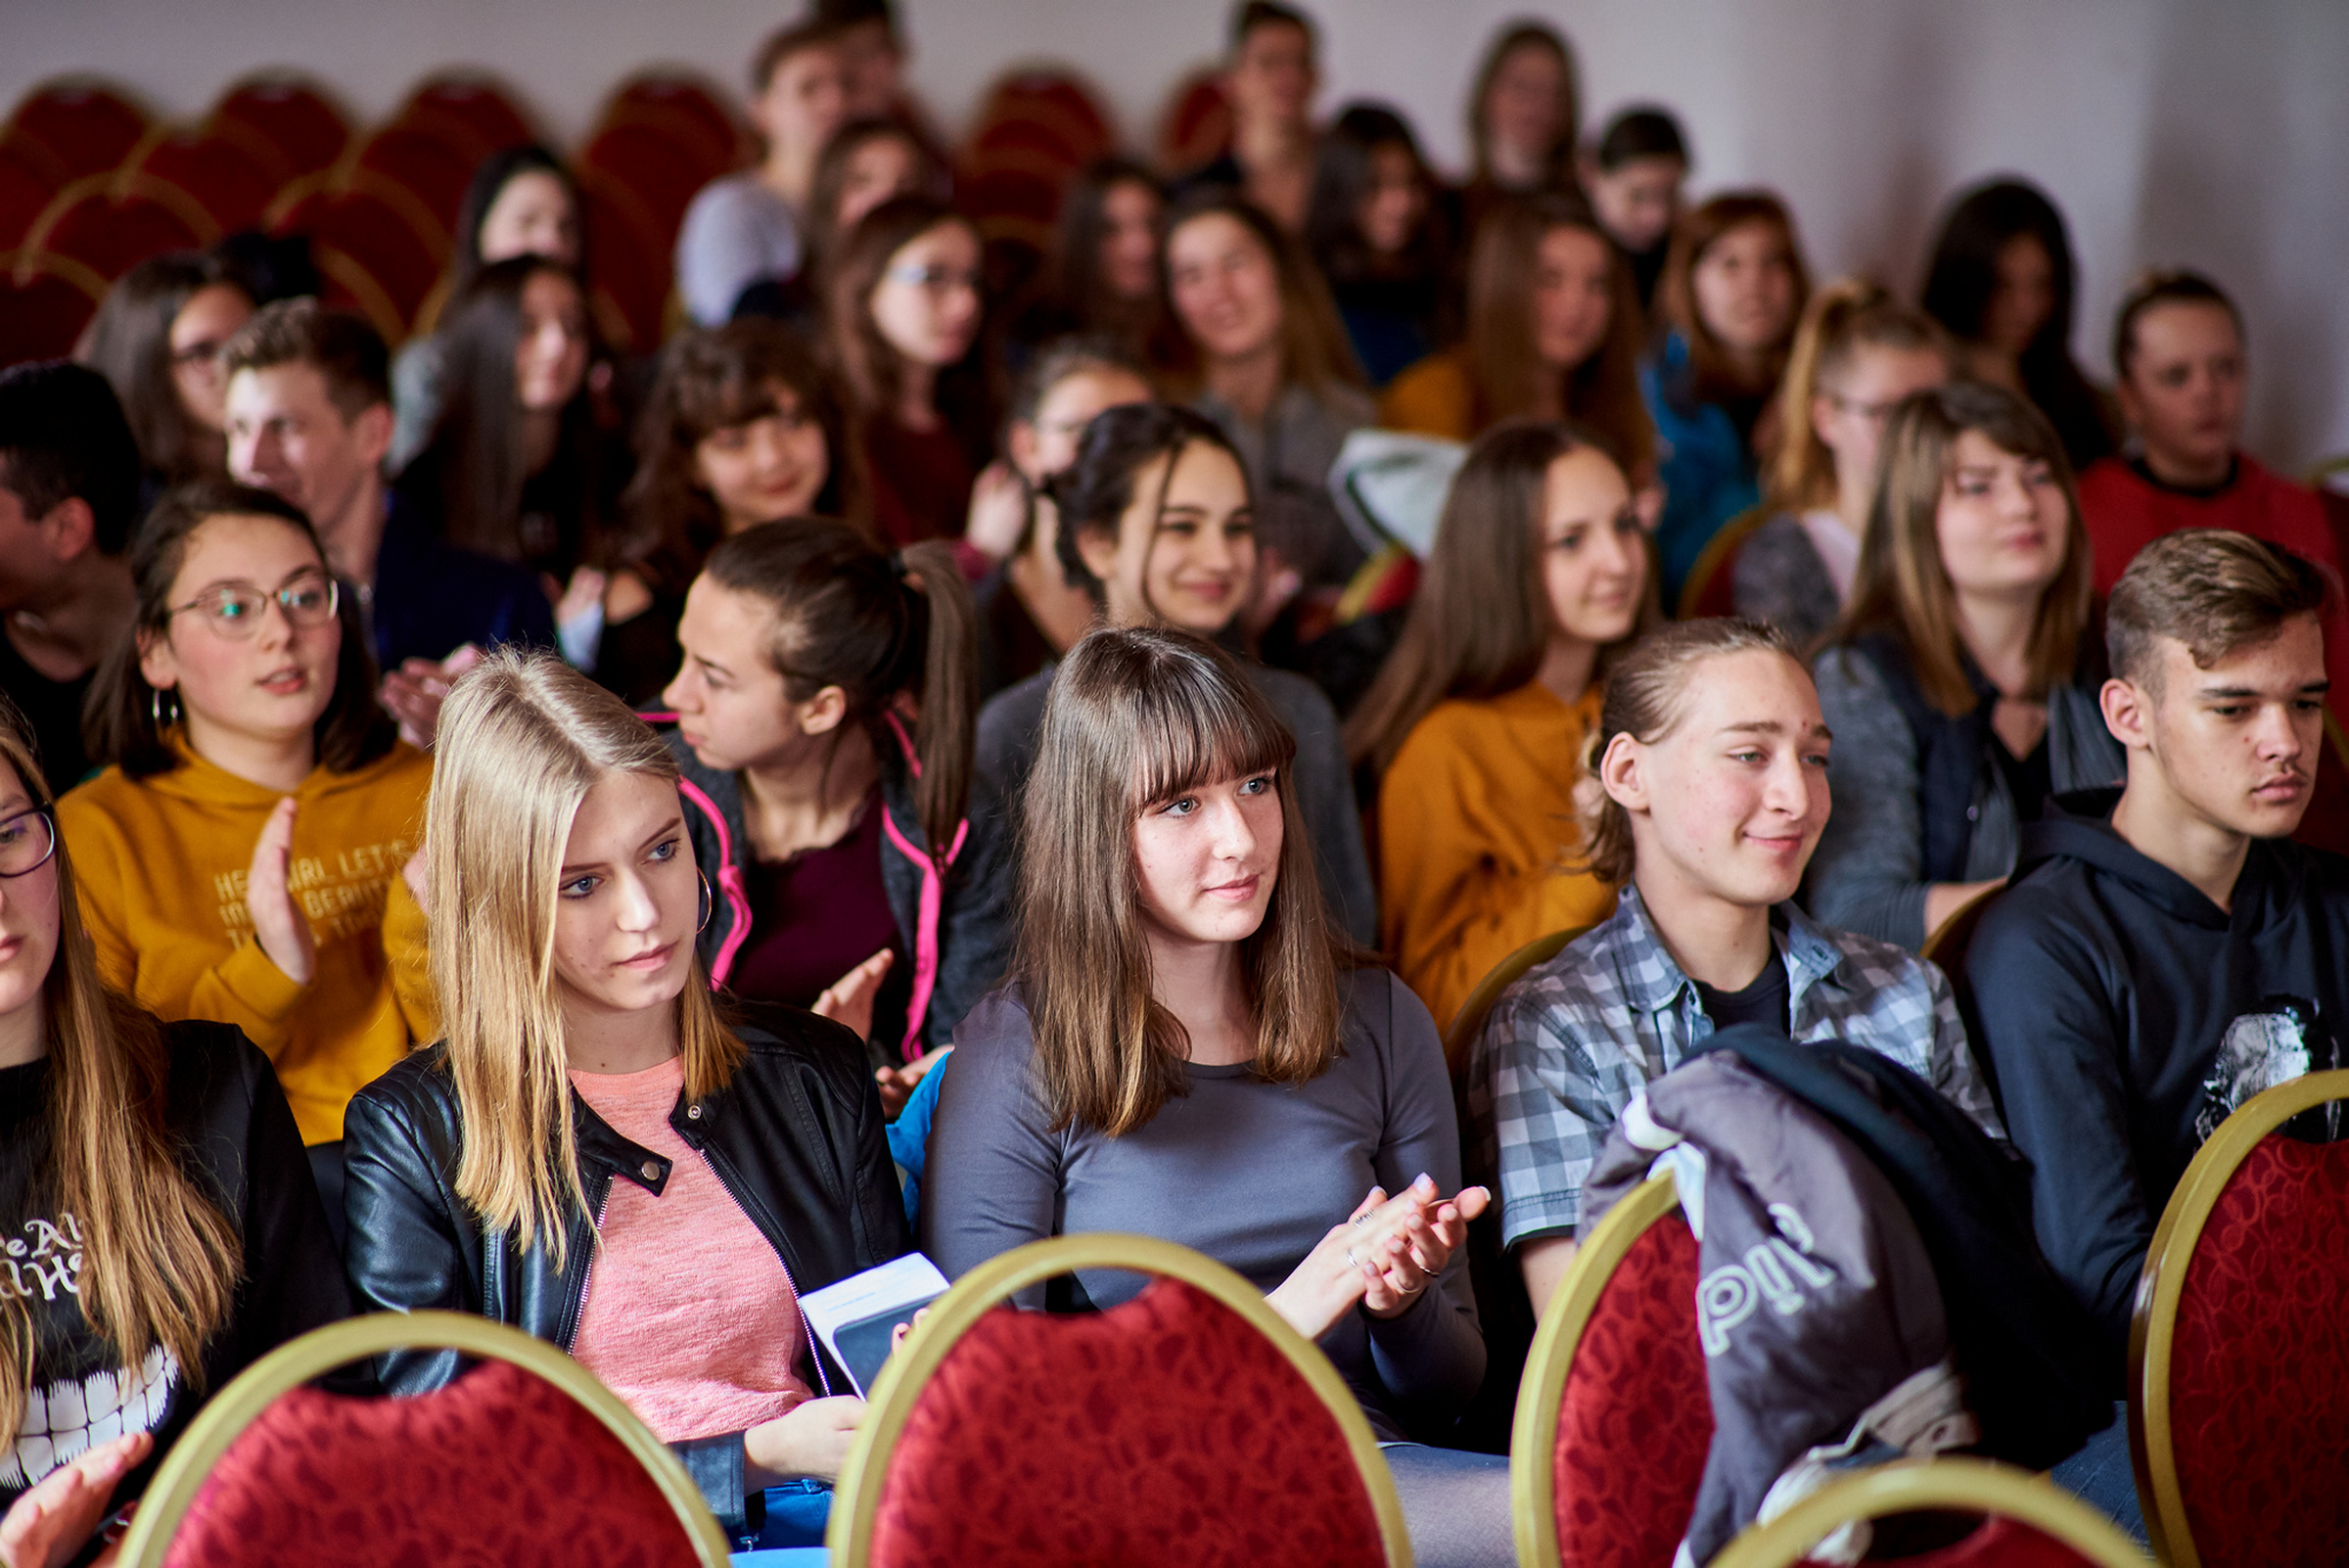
1966,787,2349,1372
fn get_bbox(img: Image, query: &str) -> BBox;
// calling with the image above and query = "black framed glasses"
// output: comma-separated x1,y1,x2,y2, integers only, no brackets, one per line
167,573,340,640
0,807,56,878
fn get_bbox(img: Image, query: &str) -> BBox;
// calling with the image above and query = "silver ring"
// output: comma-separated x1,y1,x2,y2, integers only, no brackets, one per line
1351,1213,1369,1227
1344,1247,1360,1268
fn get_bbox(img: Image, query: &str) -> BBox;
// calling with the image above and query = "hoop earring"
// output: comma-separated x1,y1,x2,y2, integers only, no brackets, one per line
697,870,713,934
150,687,181,730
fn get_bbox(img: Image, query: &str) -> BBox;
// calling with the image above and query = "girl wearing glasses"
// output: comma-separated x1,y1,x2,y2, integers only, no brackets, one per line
824,195,994,550
1733,281,1953,648
61,481,436,1178
0,698,348,1567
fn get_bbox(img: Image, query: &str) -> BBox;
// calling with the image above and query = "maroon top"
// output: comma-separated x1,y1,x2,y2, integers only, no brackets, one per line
863,414,976,548
728,786,902,1009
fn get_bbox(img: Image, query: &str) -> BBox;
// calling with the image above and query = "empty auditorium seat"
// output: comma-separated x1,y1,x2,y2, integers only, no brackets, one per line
395,73,538,161
125,122,292,234
1158,70,1233,177
210,75,352,180
0,250,108,366
579,119,708,243
21,172,217,285
269,179,444,340
5,78,149,182
349,124,478,240
577,173,669,353
604,73,753,173
0,132,64,252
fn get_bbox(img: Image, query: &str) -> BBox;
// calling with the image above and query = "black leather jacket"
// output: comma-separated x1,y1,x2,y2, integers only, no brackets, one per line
340,1006,909,1538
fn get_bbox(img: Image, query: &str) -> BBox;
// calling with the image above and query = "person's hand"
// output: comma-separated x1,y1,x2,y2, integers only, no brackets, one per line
0,1429,150,1568
1241,548,1304,641
1360,1175,1489,1320
400,838,430,917
962,460,1031,563
1633,484,1665,532
379,644,484,750
744,1396,866,1486
247,797,315,986
812,949,895,1042
888,1306,932,1354
874,1044,947,1118
1267,1183,1437,1341
555,567,609,630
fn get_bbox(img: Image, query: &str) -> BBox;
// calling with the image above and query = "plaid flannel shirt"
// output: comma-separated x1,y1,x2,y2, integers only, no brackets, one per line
1464,882,2002,1249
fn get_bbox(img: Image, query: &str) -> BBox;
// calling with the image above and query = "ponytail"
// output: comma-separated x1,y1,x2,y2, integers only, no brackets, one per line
1766,278,1951,513
896,537,979,859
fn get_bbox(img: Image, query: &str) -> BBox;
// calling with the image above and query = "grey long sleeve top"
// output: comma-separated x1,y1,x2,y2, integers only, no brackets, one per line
921,967,1486,1441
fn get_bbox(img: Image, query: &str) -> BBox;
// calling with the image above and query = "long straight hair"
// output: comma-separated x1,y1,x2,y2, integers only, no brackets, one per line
1655,191,1812,405
1828,382,2094,715
1148,190,1365,400
428,651,743,1265
1765,279,1951,513
1050,158,1166,345
1466,21,1581,189
825,195,996,468
0,702,240,1445
1461,194,1654,473
78,251,253,482
1345,420,1660,773
1013,626,1343,1136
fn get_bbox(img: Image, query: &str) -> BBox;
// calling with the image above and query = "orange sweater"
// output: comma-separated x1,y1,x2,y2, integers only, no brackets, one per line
1377,348,1480,441
59,739,436,1143
1376,680,1618,1032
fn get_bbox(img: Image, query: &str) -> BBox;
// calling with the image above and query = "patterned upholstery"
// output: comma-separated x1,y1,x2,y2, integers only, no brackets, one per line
161,1359,703,1568
864,1277,1388,1567
2166,1133,2349,1567
1794,1515,2093,1566
1554,1214,1712,1568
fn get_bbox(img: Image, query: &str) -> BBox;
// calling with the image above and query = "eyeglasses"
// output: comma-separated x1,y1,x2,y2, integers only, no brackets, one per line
883,263,981,295
1825,392,1911,424
171,340,230,370
0,807,56,879
166,572,340,639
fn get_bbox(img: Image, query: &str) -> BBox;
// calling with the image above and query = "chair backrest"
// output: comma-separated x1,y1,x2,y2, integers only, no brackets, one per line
208,76,351,179
1511,1172,1711,1568
1444,925,1592,1074
0,250,108,366
1157,69,1232,177
1916,883,2000,1067
115,1310,730,1568
21,173,216,285
2130,1069,2349,1568
6,78,149,182
1674,505,1771,622
1707,1455,2145,1568
828,1233,1411,1568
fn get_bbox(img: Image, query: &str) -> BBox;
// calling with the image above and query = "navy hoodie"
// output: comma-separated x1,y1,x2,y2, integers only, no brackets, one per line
1967,787,2349,1368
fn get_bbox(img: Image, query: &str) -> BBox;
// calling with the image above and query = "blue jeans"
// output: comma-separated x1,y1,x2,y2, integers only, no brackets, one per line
2048,1403,2147,1545
750,1480,832,1549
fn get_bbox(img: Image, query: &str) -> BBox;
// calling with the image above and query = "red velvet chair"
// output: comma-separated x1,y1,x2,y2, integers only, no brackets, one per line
114,1310,729,1568
268,180,445,341
208,77,351,180
1158,70,1233,178
125,124,291,234
578,119,707,245
975,70,1114,165
603,73,753,172
394,73,538,161
1511,1170,1712,1568
2130,1069,2349,1568
577,176,670,353
21,173,216,286
5,78,149,181
828,1232,1412,1567
1674,506,1772,621
0,250,107,366
1706,1456,2144,1568
0,131,64,252
349,124,478,240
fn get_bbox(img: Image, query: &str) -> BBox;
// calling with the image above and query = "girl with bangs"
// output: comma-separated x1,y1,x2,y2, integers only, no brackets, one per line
341,649,907,1551
927,626,1509,1568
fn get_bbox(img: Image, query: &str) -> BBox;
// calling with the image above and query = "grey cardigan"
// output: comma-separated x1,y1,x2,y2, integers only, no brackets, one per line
1806,643,2125,951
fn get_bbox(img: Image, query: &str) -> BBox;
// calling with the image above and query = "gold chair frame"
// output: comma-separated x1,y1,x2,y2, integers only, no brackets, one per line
1508,1170,1682,1568
825,1231,1415,1567
1707,1454,2146,1568
1443,925,1593,1074
115,1309,732,1567
2127,1068,2349,1568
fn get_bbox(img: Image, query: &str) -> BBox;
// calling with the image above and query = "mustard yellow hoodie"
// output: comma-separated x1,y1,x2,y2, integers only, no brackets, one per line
59,738,436,1144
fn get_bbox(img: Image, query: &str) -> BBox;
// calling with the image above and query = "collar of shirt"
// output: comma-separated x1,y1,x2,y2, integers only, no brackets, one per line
1608,881,1849,1041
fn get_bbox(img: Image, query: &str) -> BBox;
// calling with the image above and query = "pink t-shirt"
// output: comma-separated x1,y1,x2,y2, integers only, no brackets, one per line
568,1057,815,1442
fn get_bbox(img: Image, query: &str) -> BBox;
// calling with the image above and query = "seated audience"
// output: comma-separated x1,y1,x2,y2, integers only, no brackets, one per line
1577,106,1687,320
1809,384,2123,951
976,402,1376,946
660,522,1012,1093
827,196,993,548
1012,159,1165,357
394,256,624,591
341,650,907,1549
1735,280,1954,647
1920,178,2116,473
2077,270,2349,710
1304,104,1451,389
1379,195,1655,487
63,482,434,1178
676,19,852,328
392,144,588,468
811,0,938,134
1643,191,1810,603
926,625,1507,1568
1457,21,1581,236
0,702,347,1557
77,252,255,493
1183,1,1321,232
592,320,857,706
222,300,555,744
1349,421,1653,1032
961,339,1154,696
0,364,142,793
1969,529,2347,1368
1467,617,1997,1316
1154,190,1372,592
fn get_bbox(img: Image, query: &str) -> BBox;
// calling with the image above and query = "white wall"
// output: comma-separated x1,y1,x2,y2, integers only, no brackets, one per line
12,0,2346,467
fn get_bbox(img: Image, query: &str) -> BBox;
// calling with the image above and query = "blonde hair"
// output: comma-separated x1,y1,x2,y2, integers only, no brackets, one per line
0,702,239,1443
428,650,742,1264
1765,278,1951,512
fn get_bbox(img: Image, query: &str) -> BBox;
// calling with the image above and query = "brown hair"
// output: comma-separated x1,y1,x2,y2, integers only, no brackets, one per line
703,519,978,859
622,319,865,595
0,699,241,1443
1014,625,1344,1136
1766,279,1951,512
78,250,254,482
2108,530,2328,695
1579,617,1801,885
1467,22,1581,188
83,479,395,781
2112,268,2242,385
825,195,995,466
1461,194,1654,474
1829,382,2095,715
219,297,391,421
1656,191,1811,404
751,17,844,94
805,117,945,289
1149,189,1365,399
1346,420,1660,773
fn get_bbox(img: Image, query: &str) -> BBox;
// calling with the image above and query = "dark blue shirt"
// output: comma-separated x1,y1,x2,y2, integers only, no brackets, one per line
366,489,555,669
